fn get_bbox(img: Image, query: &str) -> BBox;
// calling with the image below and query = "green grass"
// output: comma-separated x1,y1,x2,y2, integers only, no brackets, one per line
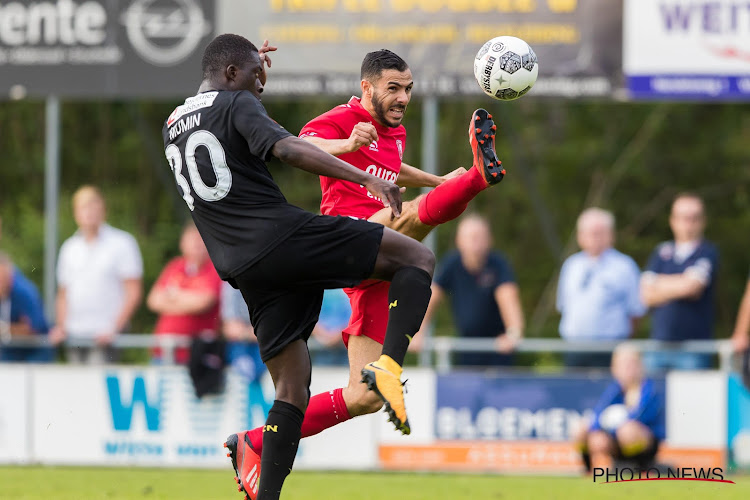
0,467,747,499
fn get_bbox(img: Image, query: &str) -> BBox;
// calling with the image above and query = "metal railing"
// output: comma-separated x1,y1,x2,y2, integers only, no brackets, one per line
423,337,734,372
0,334,735,372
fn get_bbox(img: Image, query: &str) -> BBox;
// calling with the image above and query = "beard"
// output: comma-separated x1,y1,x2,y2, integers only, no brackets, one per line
371,91,405,128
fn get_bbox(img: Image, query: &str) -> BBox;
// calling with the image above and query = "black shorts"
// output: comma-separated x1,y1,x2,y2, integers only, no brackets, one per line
231,215,383,362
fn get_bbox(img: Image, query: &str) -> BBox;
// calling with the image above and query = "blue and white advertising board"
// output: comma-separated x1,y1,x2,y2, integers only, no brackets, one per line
624,0,750,99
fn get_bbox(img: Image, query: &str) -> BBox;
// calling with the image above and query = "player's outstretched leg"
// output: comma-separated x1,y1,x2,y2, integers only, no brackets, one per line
369,108,504,240
416,108,504,227
362,229,435,434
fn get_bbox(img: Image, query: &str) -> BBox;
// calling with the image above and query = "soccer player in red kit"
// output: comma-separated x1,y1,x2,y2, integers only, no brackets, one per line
226,49,503,499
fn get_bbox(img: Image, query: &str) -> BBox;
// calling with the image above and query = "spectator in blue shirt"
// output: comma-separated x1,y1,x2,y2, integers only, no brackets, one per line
557,208,645,368
220,282,271,427
640,193,718,372
310,288,351,366
414,214,524,367
0,252,53,363
221,281,266,383
574,343,664,471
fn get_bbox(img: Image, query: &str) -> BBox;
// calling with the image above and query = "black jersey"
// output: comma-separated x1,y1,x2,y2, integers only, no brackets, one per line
162,90,315,279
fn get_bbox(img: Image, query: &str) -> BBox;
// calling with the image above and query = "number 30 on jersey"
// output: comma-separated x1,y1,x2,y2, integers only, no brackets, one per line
164,130,233,211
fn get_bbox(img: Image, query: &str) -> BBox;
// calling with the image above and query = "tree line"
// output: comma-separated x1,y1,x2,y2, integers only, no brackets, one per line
1,97,748,344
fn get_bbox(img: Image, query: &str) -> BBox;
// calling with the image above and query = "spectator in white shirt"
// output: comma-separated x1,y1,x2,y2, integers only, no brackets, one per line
557,208,645,368
49,186,143,364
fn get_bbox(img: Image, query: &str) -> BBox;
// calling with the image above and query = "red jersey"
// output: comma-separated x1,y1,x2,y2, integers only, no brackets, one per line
299,96,406,220
152,256,222,363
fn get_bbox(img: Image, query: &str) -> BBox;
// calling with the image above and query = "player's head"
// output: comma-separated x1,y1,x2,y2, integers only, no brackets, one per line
201,34,263,96
611,343,643,389
456,214,492,267
670,192,705,243
360,49,412,128
179,220,209,265
72,185,105,233
0,251,11,298
576,207,614,257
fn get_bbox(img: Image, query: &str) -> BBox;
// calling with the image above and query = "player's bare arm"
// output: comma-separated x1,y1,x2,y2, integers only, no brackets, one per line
272,136,404,217
397,163,466,188
302,121,378,156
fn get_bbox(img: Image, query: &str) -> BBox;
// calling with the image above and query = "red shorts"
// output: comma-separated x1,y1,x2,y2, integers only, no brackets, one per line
342,279,391,347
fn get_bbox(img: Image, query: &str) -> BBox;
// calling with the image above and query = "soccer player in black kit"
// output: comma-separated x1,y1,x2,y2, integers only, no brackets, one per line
162,34,434,500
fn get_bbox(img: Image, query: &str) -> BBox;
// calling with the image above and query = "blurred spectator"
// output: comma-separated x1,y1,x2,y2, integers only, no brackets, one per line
731,270,750,354
50,186,143,364
415,214,524,367
640,193,718,372
573,343,664,471
147,221,222,364
557,208,645,368
0,252,52,363
221,281,272,423
310,289,351,366
221,281,266,382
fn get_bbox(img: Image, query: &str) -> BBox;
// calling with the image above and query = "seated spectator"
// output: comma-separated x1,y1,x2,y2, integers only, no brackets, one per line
147,222,222,364
573,343,665,471
640,193,718,372
415,214,524,367
310,289,351,366
0,252,53,363
557,208,645,368
50,185,143,364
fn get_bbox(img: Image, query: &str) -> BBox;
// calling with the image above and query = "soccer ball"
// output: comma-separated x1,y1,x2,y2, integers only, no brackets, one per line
598,404,629,432
473,36,538,101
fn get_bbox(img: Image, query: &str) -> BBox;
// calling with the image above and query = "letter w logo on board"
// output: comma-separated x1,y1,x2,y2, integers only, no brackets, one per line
106,374,161,432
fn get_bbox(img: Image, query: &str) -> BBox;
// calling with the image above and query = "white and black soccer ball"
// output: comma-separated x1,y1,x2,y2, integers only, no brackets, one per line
473,36,538,101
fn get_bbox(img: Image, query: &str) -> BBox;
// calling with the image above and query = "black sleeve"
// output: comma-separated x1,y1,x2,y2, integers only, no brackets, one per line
231,92,293,161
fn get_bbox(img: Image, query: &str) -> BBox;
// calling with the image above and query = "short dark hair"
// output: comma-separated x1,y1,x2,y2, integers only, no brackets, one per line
201,34,257,79
361,49,408,81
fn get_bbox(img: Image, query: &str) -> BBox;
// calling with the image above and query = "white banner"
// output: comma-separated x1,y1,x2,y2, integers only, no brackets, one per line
32,366,249,466
624,0,750,98
26,365,423,469
666,371,727,447
0,366,30,463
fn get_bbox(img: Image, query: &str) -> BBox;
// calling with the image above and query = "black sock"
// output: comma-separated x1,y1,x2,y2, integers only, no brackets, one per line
258,400,304,500
382,266,432,366
582,450,592,472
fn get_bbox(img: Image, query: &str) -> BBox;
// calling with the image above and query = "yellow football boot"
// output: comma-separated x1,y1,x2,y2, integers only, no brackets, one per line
361,354,410,435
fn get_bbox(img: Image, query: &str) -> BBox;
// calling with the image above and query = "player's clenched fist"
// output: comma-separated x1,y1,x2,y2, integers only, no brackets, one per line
346,122,378,152
364,177,404,218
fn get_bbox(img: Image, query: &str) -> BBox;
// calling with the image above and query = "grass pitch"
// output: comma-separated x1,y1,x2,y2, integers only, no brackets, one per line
0,467,746,499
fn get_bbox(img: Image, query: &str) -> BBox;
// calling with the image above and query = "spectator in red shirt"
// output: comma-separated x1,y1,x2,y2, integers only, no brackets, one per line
147,222,222,364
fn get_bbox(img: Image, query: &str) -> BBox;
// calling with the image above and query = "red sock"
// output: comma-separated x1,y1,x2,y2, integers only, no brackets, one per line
246,388,351,456
418,167,489,226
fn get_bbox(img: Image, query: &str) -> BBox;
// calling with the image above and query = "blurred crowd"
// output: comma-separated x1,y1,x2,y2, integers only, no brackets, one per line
1,186,749,377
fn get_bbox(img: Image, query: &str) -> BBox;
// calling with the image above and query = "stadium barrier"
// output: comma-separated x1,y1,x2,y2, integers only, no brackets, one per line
0,334,735,370
0,346,748,474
